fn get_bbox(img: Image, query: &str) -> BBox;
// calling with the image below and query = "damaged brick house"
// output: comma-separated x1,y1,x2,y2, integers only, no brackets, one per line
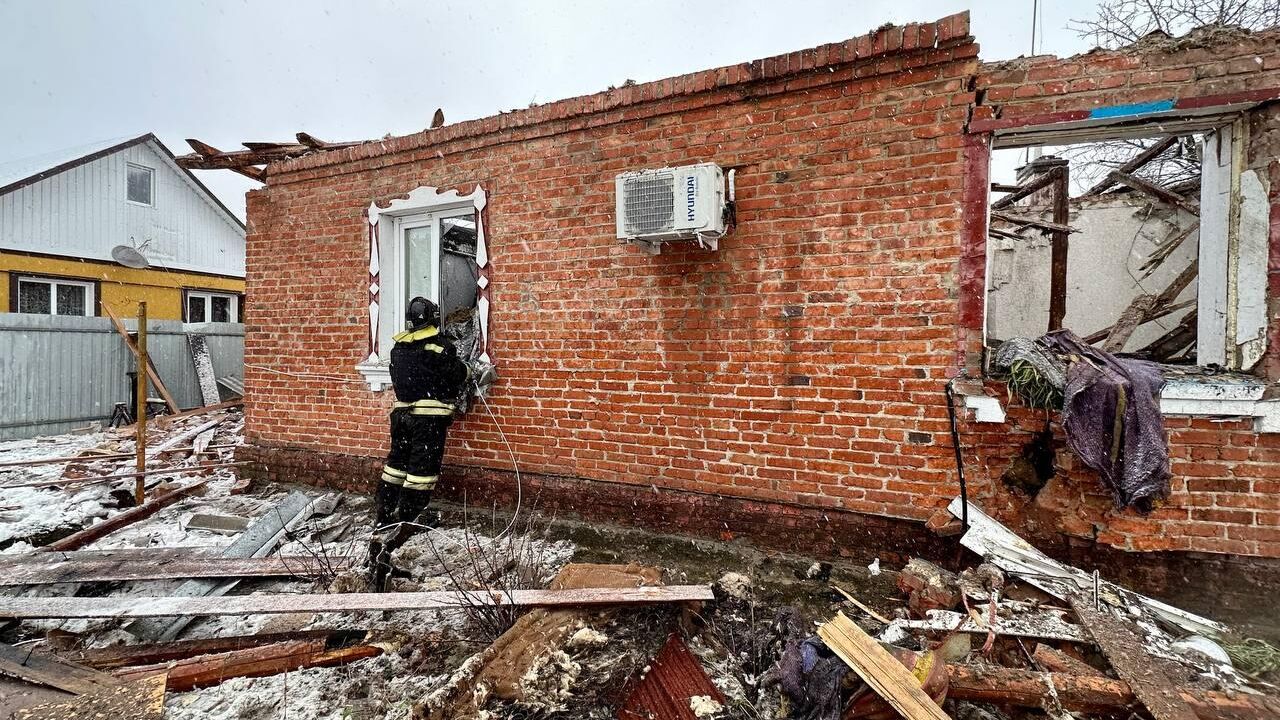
231,13,1280,622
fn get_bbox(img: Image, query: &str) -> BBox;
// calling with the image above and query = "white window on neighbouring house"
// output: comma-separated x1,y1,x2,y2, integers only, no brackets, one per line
16,276,95,316
185,290,239,323
127,163,153,205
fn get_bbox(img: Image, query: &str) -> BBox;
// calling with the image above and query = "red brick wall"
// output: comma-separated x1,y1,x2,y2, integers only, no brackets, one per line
243,16,1280,559
959,26,1280,557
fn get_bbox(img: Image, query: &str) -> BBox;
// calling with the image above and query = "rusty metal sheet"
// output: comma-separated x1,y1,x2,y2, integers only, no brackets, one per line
619,633,725,720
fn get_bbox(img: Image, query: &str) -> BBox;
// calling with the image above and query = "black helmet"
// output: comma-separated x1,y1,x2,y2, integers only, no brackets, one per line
406,297,440,329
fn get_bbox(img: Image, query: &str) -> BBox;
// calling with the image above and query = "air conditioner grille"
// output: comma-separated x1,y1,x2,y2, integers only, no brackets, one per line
623,172,675,235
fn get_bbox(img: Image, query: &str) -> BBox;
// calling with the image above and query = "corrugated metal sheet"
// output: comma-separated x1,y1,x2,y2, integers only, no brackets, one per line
0,138,244,276
619,633,725,720
0,313,243,440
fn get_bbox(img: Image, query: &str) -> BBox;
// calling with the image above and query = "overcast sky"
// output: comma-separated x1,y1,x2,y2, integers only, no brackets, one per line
0,0,1101,219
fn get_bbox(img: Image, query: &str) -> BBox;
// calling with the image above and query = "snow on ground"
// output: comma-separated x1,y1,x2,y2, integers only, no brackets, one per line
0,430,124,548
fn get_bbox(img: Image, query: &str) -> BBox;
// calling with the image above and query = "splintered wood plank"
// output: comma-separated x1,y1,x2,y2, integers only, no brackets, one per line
0,585,716,619
13,673,165,720
115,641,381,692
0,642,120,696
1071,598,1199,720
38,480,209,553
67,629,349,670
817,612,951,720
0,553,354,586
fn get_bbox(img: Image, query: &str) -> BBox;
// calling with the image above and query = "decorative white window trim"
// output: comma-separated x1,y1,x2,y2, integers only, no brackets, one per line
356,184,488,391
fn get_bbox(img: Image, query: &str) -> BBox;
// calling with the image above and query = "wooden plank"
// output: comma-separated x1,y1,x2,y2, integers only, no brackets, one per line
0,553,354,586
947,665,1280,720
1071,597,1200,720
832,584,892,624
0,585,718,619
990,210,1077,235
12,674,165,720
1102,294,1158,352
990,167,1058,210
67,630,354,670
38,480,208,553
149,418,223,455
186,334,221,406
147,400,242,427
1084,260,1198,344
0,642,120,695
0,547,216,566
1032,643,1105,677
1080,136,1179,197
816,612,951,720
1111,170,1201,215
101,304,179,414
1048,165,1070,331
4,461,244,489
0,444,236,469
116,641,380,692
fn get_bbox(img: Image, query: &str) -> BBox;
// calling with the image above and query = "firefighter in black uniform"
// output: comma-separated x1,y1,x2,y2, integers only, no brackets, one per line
370,296,469,589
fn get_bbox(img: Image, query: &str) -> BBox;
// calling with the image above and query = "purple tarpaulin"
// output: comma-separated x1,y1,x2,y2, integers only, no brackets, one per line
1042,330,1171,510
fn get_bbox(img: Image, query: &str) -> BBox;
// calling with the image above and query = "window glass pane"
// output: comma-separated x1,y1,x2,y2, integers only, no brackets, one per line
188,295,206,322
18,281,51,314
440,214,477,256
211,295,231,323
127,164,153,204
55,284,86,316
404,225,434,307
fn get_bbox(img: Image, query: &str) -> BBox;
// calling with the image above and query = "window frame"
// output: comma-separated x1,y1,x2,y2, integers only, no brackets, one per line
126,163,154,206
357,184,489,391
10,274,97,317
981,114,1262,372
183,289,240,323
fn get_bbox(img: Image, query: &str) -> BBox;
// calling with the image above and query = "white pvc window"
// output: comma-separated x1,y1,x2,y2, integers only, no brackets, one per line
185,291,239,323
16,277,94,316
127,163,154,205
392,209,478,333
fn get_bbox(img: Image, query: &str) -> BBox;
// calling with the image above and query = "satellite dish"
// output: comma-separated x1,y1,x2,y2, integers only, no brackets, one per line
111,244,150,269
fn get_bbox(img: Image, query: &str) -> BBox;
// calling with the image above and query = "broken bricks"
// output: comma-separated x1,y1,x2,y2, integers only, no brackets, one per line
896,558,962,616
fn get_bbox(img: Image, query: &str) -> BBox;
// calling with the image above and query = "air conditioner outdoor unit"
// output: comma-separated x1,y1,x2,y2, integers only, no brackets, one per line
615,163,727,254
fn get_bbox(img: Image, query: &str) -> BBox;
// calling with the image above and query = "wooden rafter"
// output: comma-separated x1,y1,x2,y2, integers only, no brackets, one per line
175,135,362,174
990,210,1077,235
1109,170,1201,216
1080,136,1179,197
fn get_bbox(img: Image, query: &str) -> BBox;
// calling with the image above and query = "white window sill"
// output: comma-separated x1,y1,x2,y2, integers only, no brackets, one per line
355,361,391,391
966,375,1280,432
1160,378,1280,431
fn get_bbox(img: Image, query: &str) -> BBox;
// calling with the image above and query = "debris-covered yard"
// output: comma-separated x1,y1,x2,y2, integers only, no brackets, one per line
3,413,1280,719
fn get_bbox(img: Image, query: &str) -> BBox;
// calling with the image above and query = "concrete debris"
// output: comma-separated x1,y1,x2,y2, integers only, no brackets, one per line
716,571,751,599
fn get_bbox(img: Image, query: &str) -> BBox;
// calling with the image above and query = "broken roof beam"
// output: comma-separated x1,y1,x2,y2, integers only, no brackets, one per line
1109,170,1201,216
1080,136,1179,197
990,166,1060,210
38,480,209,553
0,553,354,586
990,210,1078,235
295,132,329,149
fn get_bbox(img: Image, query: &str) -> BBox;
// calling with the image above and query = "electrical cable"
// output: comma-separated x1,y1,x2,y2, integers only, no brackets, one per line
243,363,364,384
944,378,970,530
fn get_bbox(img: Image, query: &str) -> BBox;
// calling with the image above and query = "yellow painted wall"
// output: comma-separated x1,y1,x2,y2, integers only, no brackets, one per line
0,251,243,319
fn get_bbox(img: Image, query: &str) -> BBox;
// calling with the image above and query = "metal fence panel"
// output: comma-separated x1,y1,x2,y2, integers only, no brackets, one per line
0,313,244,441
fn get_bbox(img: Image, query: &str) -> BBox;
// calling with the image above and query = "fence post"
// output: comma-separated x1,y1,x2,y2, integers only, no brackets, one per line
135,302,148,504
